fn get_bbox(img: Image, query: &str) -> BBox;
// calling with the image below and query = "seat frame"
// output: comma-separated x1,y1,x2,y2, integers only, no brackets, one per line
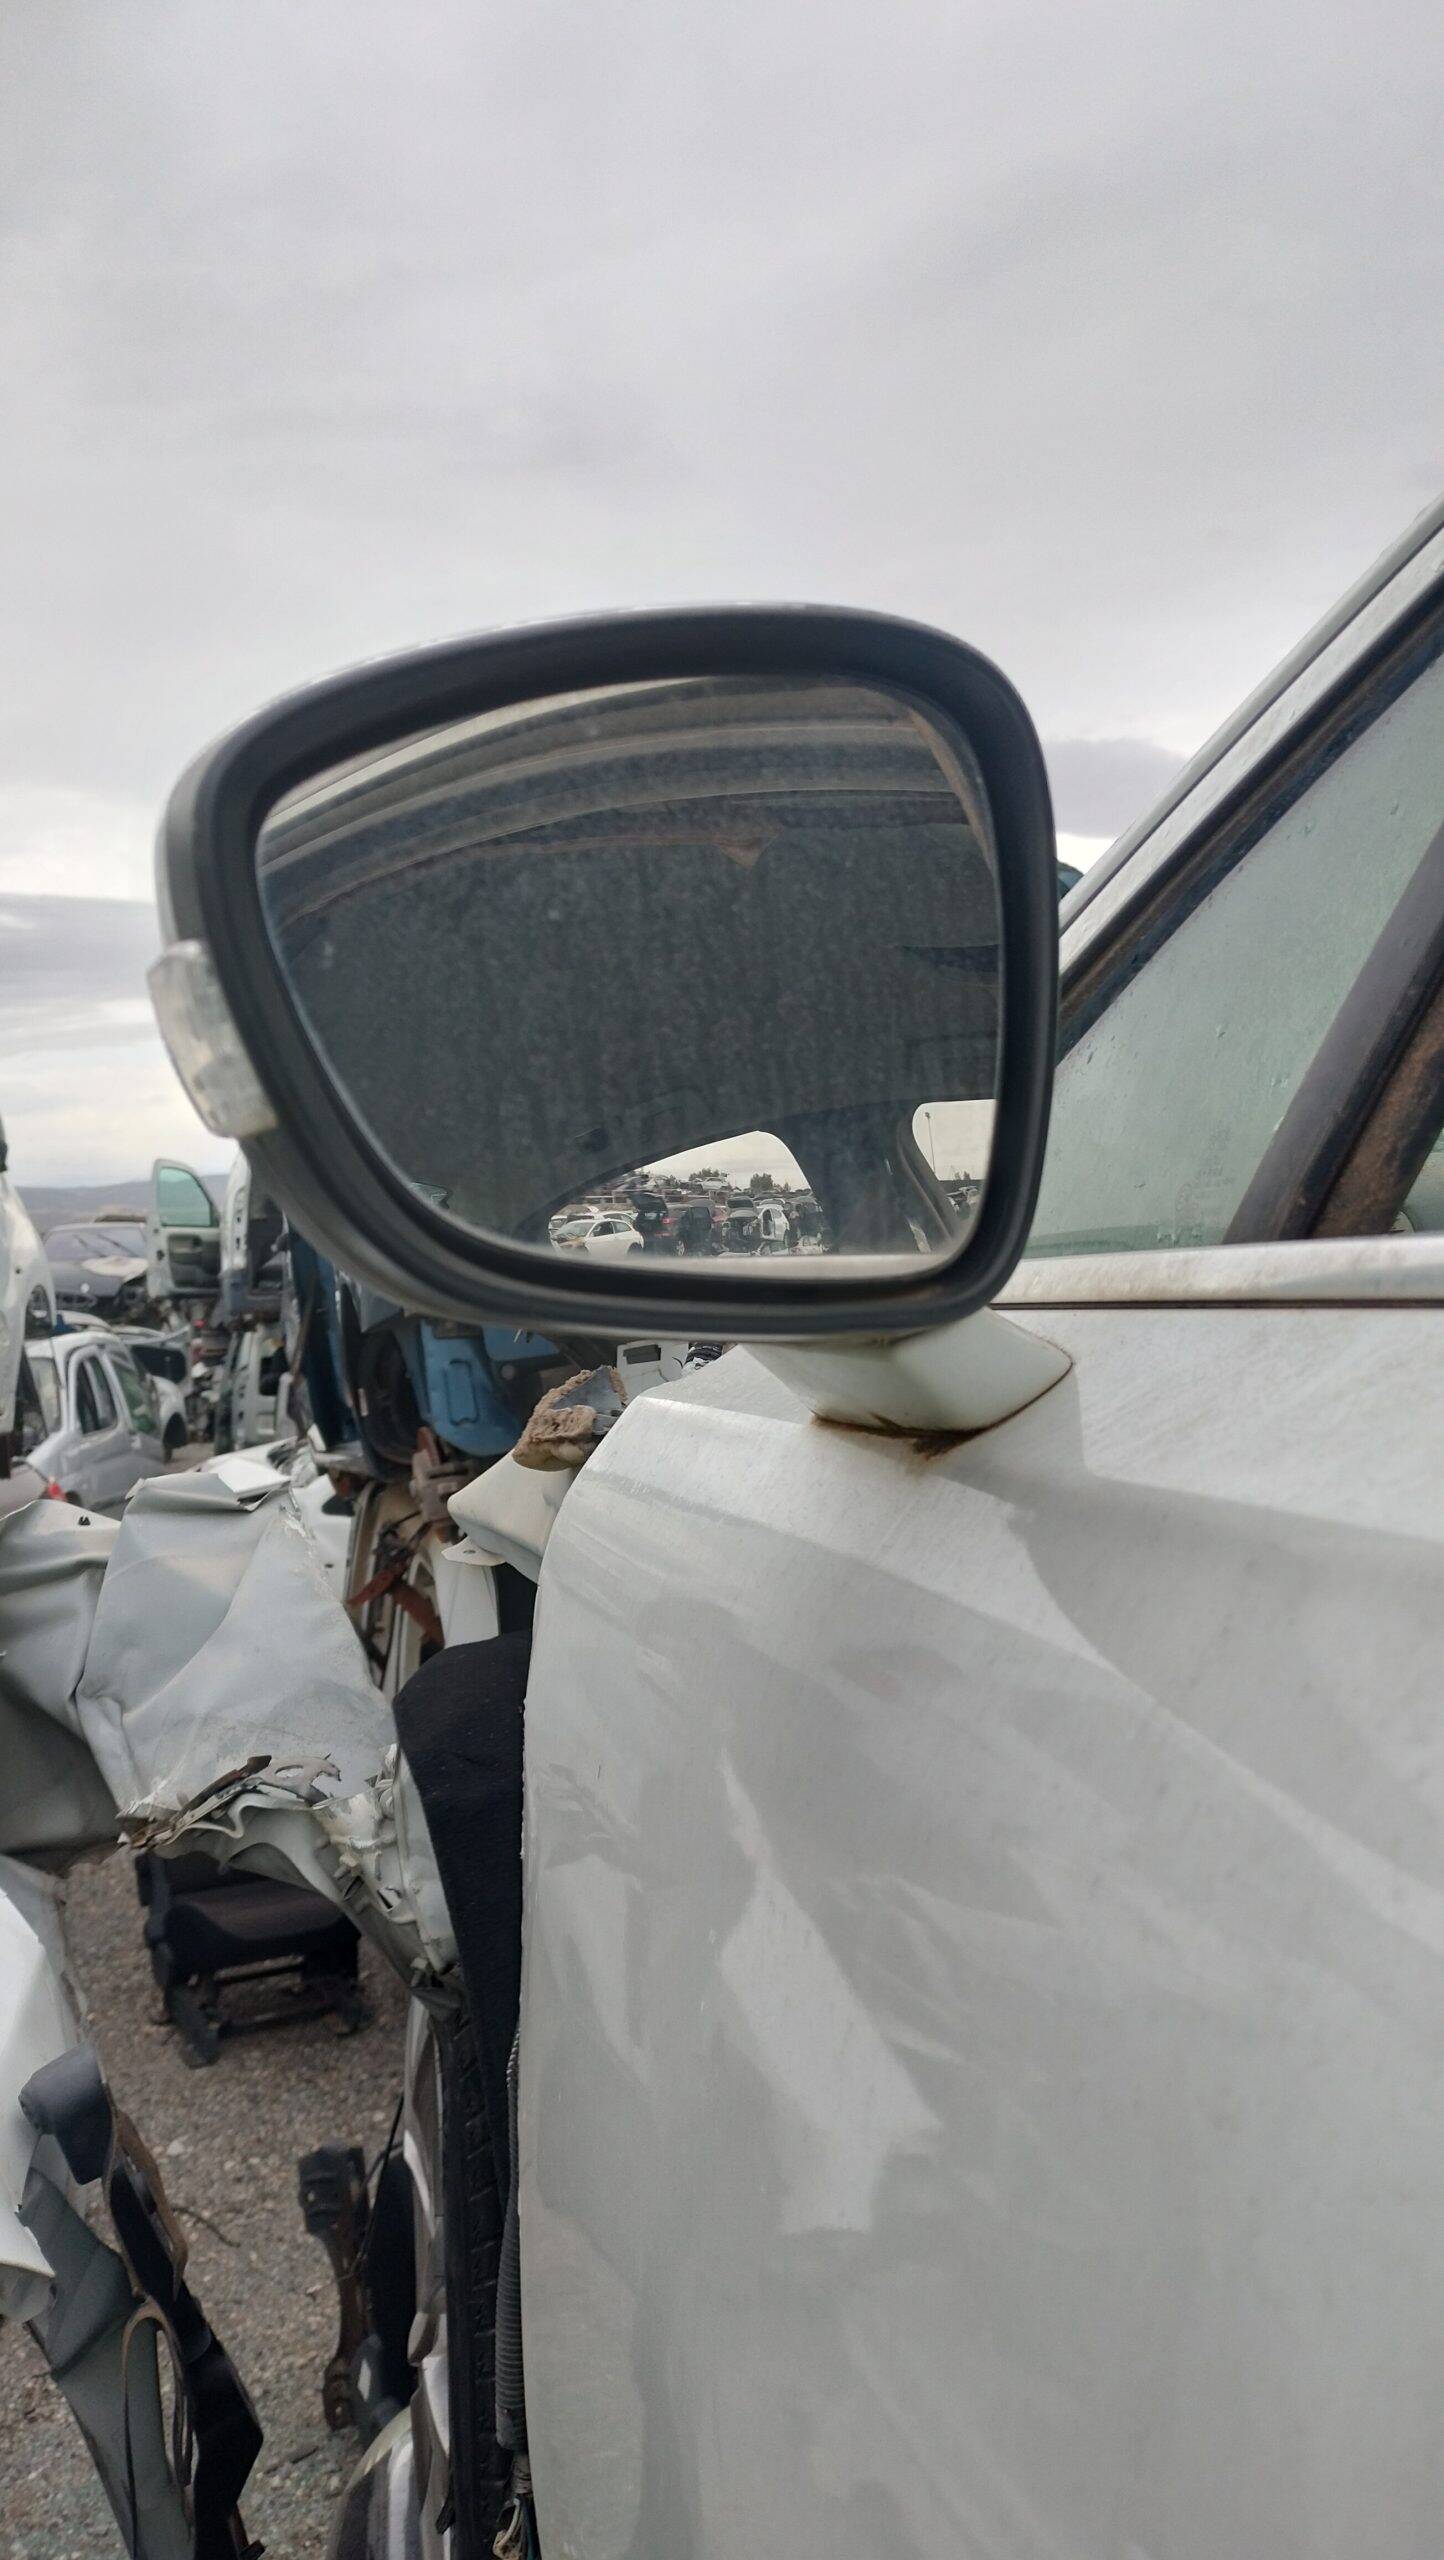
135,1848,371,2067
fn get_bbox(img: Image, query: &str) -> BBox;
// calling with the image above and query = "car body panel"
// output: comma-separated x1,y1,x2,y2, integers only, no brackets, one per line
219,1152,284,1320
404,1319,567,1461
0,1469,456,2501
26,1331,167,1509
0,1854,84,2321
145,1157,221,1303
107,1327,191,1450
0,1174,54,1436
521,1307,1444,2558
42,1222,149,1321
513,511,1444,2560
212,1321,288,1454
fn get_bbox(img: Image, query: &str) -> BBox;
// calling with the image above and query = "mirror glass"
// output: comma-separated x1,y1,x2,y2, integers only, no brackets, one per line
256,675,1004,1271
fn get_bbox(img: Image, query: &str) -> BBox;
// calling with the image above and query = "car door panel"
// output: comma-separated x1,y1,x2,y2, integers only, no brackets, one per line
146,1158,220,1302
521,1307,1444,2559
102,1351,165,1492
69,1354,132,1508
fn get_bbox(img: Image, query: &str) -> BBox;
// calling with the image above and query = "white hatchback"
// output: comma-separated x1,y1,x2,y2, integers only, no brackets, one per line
551,1212,644,1260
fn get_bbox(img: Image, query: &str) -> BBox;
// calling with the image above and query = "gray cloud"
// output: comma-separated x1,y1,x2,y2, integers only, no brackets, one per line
1045,739,1185,840
0,1,1440,1168
0,899,159,1045
0,897,220,1182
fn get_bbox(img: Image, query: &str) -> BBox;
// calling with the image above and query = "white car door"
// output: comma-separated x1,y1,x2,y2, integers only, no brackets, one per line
145,1157,221,1304
67,1350,134,1508
520,524,1444,2556
102,1346,167,1491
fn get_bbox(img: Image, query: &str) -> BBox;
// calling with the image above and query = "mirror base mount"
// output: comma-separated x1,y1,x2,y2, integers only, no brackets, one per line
751,1307,1070,1438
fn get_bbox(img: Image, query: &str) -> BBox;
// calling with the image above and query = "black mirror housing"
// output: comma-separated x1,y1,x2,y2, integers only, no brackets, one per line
153,607,1058,1342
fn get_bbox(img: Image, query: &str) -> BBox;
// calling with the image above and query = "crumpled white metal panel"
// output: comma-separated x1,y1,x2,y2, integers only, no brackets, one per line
73,1463,454,1974
77,1462,386,1814
0,1855,81,2321
0,1463,455,2320
0,1499,119,1859
521,1308,1444,2560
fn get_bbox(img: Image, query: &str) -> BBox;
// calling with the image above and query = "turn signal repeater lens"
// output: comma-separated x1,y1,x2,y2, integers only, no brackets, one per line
147,942,278,1140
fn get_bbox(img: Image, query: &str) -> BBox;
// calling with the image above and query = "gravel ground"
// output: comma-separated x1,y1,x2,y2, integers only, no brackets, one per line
0,1845,409,2558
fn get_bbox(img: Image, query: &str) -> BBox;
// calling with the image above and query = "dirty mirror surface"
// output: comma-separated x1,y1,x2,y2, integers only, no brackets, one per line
255,676,1003,1268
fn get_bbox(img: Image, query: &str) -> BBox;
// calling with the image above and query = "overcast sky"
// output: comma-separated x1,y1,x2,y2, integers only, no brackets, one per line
2,0,1441,1179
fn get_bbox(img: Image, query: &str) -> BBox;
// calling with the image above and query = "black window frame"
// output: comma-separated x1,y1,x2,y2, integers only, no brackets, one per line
74,1354,118,1436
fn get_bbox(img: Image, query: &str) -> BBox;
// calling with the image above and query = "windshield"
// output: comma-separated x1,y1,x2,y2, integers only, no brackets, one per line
84,1223,145,1256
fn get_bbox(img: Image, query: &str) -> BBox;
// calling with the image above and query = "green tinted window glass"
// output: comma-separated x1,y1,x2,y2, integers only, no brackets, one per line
1026,641,1444,1257
156,1165,217,1229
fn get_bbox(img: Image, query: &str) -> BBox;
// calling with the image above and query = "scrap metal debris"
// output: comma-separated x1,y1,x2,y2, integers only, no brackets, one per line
511,1366,626,1472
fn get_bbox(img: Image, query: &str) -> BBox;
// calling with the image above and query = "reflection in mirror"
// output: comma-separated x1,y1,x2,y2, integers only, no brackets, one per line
911,1100,994,1243
256,676,1004,1271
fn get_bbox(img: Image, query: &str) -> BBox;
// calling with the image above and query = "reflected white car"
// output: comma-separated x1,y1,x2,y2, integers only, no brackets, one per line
551,1213,644,1259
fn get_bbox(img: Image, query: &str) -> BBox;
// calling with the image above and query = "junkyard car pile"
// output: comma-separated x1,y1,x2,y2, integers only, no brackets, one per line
2,503,1444,2560
8,1174,214,1507
549,1178,826,1256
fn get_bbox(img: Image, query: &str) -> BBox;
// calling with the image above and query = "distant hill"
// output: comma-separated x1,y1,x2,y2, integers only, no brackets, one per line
23,1177,225,1234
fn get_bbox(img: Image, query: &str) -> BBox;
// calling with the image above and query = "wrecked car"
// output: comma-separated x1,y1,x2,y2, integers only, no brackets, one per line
21,1325,169,1508
4,499,1444,2560
106,1324,192,1457
624,1190,719,1255
42,1219,152,1322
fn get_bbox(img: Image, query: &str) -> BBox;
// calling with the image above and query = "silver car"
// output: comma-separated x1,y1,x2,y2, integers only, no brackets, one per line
22,1328,169,1510
104,1324,192,1458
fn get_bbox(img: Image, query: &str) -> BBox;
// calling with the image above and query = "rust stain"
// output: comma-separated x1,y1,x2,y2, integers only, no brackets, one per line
810,1411,984,1459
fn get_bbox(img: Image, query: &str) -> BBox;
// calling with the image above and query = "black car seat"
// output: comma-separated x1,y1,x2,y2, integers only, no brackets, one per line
135,1848,370,2067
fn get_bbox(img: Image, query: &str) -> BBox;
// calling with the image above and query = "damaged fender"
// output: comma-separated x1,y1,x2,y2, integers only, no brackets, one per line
76,1462,454,1978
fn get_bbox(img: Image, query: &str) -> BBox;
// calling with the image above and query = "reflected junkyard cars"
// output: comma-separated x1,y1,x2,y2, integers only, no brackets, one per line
550,1210,644,1258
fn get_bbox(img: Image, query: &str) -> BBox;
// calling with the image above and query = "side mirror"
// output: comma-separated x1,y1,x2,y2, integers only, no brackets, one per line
151,608,1058,1343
